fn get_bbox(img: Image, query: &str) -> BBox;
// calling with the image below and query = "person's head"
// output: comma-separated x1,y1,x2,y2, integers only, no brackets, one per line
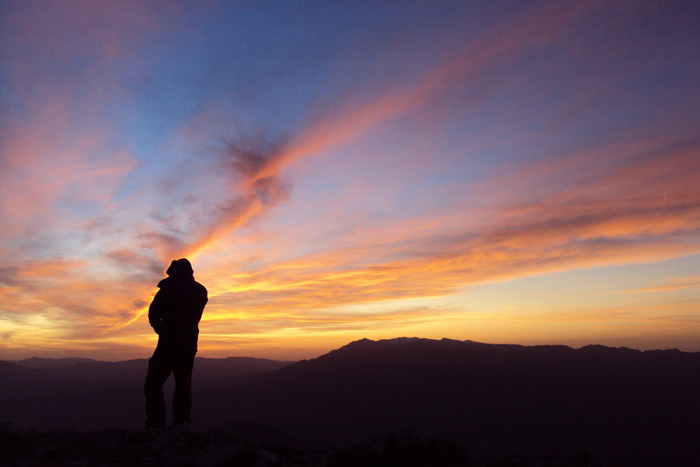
166,258,194,278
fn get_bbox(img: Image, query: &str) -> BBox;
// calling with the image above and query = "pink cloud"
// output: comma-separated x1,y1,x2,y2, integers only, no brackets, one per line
0,99,139,236
198,129,700,319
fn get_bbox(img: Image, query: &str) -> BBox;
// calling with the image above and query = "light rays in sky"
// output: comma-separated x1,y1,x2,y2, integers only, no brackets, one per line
1,1,699,360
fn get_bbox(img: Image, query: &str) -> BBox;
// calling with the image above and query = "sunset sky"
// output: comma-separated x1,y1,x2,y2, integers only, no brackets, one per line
1,1,699,361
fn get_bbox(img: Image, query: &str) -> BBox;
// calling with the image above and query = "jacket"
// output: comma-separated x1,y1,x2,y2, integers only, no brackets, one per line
149,274,208,354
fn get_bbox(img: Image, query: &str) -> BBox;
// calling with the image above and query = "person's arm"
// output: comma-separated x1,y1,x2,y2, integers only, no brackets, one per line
148,289,167,334
194,284,208,324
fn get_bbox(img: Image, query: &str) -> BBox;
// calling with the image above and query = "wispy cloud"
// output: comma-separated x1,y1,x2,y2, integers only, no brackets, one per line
608,277,700,295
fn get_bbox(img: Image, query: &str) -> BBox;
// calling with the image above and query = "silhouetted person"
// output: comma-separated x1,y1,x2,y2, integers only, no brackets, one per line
144,258,208,430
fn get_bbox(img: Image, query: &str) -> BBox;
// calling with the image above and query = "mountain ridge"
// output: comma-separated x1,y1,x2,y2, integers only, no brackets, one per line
197,337,700,466
5,336,693,368
2,337,699,466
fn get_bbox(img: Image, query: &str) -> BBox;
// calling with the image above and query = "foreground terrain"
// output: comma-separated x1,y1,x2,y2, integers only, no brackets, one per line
1,425,605,466
2,338,699,466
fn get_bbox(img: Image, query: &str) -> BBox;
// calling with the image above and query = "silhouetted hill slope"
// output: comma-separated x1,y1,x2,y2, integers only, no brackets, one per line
0,356,291,431
15,356,96,369
198,338,700,466
2,339,699,465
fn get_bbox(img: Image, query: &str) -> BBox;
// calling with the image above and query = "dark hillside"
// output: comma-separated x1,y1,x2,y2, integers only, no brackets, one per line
2,339,699,465
198,338,700,466
0,356,291,431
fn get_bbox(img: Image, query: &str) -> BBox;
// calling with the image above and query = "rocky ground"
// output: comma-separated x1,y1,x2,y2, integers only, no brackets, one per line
0,425,606,467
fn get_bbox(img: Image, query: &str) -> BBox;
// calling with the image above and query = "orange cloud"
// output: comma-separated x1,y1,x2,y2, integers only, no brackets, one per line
194,130,700,331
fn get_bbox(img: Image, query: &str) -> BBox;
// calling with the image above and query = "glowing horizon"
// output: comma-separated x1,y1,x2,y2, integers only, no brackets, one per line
1,1,699,361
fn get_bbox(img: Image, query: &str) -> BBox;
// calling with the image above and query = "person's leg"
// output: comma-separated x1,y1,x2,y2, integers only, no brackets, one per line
144,358,172,429
172,356,195,425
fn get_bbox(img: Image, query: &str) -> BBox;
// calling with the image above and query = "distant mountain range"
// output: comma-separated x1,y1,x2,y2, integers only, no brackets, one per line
2,338,699,466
